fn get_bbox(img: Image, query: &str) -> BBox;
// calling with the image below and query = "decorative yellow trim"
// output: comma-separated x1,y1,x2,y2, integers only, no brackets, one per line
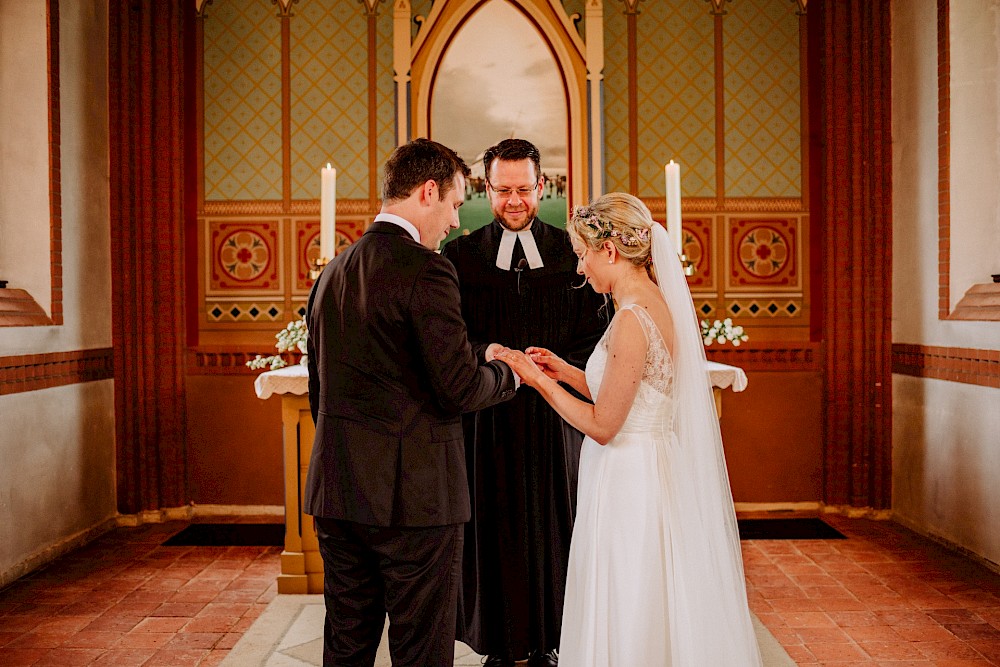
357,0,383,17
586,0,604,197
394,0,412,145
271,0,299,18
195,0,213,18
618,0,644,15
705,0,731,15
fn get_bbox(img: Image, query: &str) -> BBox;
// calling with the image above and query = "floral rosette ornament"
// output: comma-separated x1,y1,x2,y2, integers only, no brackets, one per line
700,318,748,347
246,319,309,370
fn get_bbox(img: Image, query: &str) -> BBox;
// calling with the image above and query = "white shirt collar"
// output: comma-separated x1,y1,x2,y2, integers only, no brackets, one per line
375,212,420,244
495,223,544,271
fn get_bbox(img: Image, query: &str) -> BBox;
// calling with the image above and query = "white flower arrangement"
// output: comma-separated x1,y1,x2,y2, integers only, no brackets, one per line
246,319,309,370
700,318,748,347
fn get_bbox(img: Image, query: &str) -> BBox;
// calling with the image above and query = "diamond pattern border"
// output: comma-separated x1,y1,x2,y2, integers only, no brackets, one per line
206,301,285,323
725,298,802,318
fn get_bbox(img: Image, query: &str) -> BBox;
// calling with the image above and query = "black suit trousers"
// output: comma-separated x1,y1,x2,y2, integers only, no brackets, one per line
314,517,464,667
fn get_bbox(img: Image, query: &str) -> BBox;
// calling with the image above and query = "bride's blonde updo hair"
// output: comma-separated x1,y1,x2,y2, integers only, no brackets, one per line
568,192,656,274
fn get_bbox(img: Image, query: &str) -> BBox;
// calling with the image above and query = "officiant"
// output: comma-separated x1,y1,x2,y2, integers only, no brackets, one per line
441,139,609,667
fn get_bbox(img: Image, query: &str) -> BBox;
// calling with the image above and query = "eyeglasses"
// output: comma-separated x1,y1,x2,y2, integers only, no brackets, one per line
489,181,539,199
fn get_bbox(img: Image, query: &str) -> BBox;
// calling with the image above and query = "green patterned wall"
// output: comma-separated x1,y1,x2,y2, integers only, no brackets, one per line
203,0,282,201
603,5,629,193
724,0,801,197
635,0,715,198
377,8,397,166
290,0,370,200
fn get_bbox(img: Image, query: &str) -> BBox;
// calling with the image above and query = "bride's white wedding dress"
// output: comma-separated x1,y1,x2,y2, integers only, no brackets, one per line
559,303,762,666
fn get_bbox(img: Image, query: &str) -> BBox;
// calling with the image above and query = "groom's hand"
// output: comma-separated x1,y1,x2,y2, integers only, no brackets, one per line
485,343,504,362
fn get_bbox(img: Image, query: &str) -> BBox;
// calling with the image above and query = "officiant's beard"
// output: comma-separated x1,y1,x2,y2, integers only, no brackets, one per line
490,197,538,232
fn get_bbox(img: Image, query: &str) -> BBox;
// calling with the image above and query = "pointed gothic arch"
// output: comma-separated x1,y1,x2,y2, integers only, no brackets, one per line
403,0,590,205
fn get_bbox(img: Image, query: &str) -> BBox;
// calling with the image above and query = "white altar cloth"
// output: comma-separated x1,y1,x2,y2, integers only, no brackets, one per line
254,360,747,399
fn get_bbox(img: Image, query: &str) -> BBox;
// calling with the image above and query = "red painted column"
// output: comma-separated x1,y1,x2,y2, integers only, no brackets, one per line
109,2,190,513
810,0,893,508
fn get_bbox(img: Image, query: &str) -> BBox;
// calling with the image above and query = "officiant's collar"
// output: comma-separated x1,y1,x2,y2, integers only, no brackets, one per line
495,219,544,271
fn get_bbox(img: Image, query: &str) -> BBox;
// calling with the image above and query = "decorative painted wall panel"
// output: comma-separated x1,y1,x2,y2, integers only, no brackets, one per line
206,220,283,294
727,217,800,289
203,0,282,201
723,0,801,197
293,220,366,294
681,216,714,289
290,0,370,200
603,6,629,193
636,1,715,198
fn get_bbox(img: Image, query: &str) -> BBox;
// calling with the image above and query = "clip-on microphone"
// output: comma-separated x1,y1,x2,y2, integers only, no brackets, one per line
514,257,527,295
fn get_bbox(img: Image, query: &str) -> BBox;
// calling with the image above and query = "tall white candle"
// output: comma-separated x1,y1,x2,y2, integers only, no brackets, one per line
320,164,337,259
665,160,682,255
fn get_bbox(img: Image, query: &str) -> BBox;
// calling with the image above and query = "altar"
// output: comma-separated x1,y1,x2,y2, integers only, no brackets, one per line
254,360,747,594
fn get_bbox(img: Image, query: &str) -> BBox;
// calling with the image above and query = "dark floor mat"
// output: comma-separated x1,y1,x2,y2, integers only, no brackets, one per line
737,518,846,540
162,523,284,547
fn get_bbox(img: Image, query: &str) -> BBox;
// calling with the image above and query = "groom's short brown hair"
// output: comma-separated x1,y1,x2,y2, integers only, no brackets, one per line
381,138,471,204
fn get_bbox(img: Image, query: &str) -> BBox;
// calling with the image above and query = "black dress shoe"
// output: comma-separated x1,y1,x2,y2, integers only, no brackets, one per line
482,656,515,667
527,649,559,667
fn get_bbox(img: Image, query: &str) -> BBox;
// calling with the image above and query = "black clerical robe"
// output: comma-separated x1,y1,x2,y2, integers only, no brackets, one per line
442,219,609,659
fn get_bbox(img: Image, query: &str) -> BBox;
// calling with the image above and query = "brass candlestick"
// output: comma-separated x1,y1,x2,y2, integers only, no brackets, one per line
309,256,330,281
679,253,696,276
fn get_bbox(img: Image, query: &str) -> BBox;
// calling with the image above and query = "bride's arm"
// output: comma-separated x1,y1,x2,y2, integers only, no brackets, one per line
499,311,646,445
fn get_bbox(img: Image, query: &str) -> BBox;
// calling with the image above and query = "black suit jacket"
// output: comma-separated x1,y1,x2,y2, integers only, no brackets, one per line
304,221,516,527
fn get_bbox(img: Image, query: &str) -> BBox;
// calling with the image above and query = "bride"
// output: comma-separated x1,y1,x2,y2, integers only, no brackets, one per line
495,193,762,666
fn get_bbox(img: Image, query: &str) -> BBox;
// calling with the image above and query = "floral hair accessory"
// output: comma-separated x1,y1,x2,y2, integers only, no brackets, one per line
573,206,649,247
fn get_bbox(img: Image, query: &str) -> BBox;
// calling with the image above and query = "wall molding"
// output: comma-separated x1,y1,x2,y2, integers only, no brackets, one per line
0,348,114,395
186,346,302,375
705,341,821,371
892,343,1000,388
643,197,806,215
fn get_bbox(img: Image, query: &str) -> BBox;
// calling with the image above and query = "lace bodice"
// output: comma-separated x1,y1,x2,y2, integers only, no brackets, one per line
585,303,674,434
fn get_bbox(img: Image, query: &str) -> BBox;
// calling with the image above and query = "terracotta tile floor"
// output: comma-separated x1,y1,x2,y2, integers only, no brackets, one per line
1,515,999,666
745,515,1000,666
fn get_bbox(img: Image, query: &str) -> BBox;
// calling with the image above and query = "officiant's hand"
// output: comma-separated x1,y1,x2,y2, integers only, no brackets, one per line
493,348,546,388
525,347,571,383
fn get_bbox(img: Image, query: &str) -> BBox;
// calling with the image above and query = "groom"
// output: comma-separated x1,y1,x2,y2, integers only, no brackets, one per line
305,138,518,666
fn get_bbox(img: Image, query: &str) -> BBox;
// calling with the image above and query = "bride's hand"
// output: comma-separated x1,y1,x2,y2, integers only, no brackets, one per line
495,349,547,388
525,347,570,382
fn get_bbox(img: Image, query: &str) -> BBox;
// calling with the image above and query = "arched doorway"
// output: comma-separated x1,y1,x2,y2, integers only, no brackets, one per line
429,0,569,235
406,0,589,206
